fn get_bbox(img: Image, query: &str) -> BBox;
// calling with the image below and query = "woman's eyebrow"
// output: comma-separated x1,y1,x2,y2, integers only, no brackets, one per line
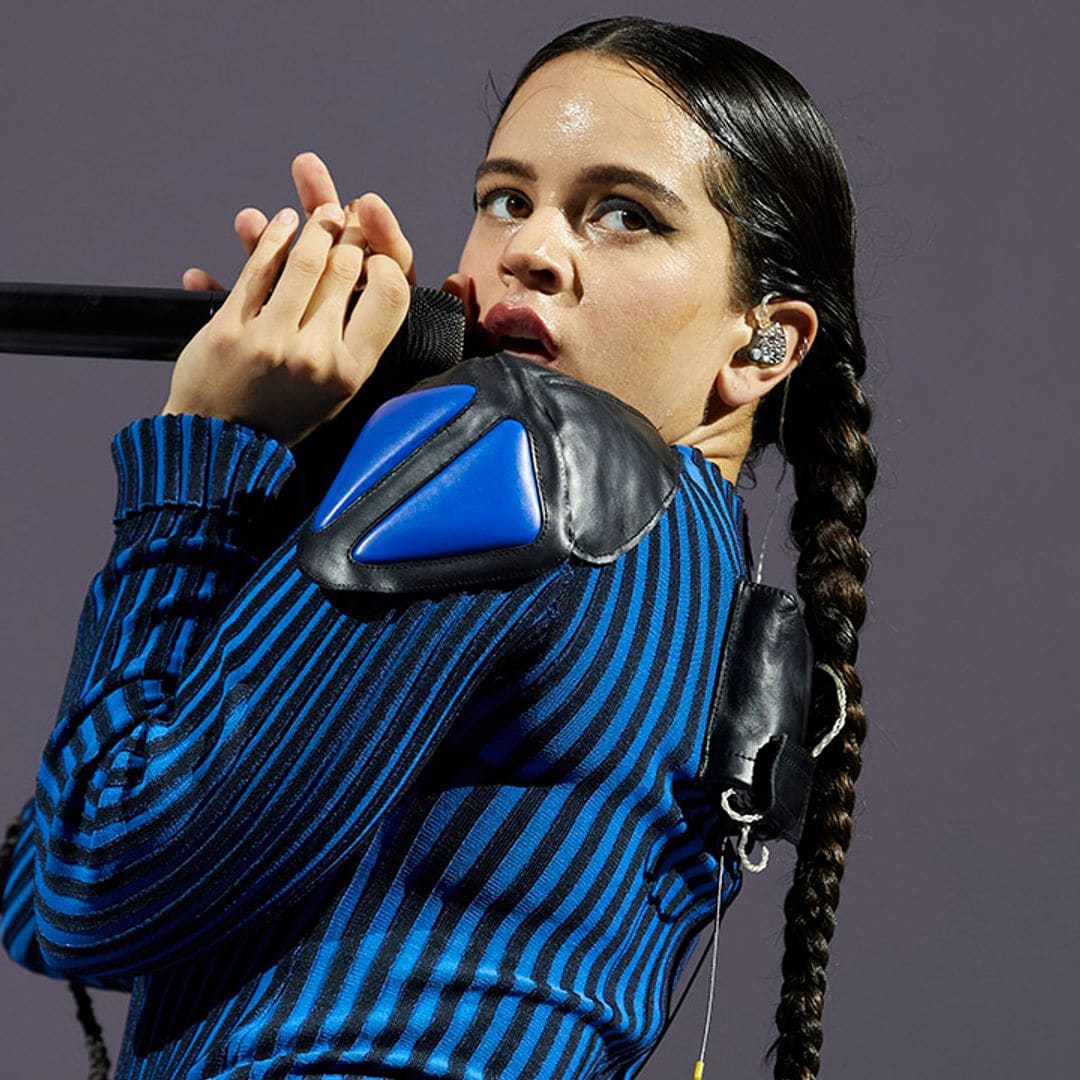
474,157,689,213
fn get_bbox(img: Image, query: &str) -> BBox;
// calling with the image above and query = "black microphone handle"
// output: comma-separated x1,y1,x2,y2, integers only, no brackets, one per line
0,280,469,384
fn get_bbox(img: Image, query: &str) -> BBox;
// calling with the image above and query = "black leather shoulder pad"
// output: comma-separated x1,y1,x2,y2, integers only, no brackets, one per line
297,353,681,594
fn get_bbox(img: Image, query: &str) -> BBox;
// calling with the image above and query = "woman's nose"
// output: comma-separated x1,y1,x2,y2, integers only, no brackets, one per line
498,209,573,295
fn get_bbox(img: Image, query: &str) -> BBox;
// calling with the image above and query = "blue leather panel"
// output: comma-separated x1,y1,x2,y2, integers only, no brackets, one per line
312,384,477,531
351,419,542,563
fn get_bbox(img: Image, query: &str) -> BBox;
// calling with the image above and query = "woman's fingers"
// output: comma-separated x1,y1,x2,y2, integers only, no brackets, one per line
234,207,269,255
255,202,346,328
342,253,411,366
181,267,225,291
354,192,416,285
292,152,341,219
183,154,341,296
221,206,302,321
167,175,411,444
301,203,367,333
181,207,269,292
233,153,339,252
230,152,336,255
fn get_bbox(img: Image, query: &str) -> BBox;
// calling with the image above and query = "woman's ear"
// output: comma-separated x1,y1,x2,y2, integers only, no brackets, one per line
714,298,818,407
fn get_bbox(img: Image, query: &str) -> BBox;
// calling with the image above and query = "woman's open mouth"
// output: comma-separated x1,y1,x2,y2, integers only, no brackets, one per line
480,302,560,365
498,335,558,364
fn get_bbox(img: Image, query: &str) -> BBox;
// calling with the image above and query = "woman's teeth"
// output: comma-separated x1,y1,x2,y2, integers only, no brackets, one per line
502,336,551,359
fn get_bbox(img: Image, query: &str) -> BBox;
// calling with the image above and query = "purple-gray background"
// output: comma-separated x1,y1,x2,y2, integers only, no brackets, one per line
1,2,1075,1077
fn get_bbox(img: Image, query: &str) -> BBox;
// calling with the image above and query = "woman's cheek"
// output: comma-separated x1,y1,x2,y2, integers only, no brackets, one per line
612,267,690,360
604,261,716,427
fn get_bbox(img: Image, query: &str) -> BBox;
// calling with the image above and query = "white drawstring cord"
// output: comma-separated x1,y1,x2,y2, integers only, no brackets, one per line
810,662,847,757
719,789,770,873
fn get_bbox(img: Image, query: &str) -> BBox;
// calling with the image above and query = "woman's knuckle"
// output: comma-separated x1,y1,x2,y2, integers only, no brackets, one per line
291,352,323,379
252,348,280,372
244,330,279,367
371,260,409,307
293,251,325,278
328,247,362,282
332,356,363,392
206,322,241,353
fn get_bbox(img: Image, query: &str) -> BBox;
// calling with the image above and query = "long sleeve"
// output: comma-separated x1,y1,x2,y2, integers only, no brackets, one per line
6,411,291,992
31,413,566,984
3,797,134,990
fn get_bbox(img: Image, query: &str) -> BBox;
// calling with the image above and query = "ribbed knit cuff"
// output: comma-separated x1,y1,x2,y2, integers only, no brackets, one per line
111,414,297,525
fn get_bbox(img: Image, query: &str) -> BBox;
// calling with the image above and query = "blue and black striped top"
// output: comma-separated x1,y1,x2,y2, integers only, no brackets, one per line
3,408,748,1079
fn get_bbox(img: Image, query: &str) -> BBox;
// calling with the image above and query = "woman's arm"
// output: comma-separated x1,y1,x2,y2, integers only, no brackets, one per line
27,412,292,984
30,410,567,984
2,797,130,990
27,159,504,984
3,413,296,992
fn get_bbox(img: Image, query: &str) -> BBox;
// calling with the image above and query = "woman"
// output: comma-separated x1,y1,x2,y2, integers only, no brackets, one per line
1,15,874,1080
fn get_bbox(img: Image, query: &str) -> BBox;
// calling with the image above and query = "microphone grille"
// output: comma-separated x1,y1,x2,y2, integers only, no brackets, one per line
396,287,466,377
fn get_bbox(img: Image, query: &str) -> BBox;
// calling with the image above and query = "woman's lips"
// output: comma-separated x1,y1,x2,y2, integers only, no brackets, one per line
479,302,559,363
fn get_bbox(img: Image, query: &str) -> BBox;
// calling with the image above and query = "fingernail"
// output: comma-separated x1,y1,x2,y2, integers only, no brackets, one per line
317,202,345,224
275,207,298,225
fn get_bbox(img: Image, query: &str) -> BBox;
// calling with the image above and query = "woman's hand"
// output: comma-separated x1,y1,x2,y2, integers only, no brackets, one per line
163,201,408,447
163,194,412,448
181,151,417,292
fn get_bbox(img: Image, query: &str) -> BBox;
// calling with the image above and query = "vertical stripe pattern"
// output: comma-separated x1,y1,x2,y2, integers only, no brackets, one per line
2,417,748,1079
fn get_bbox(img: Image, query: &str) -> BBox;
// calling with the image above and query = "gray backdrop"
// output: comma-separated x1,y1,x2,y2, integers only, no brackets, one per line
1,1,1075,1077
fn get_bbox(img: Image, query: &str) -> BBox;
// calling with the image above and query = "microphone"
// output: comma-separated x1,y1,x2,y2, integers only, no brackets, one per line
0,280,483,499
0,279,471,385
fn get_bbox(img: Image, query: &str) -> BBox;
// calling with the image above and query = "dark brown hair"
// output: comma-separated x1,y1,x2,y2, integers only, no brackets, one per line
483,17,876,1077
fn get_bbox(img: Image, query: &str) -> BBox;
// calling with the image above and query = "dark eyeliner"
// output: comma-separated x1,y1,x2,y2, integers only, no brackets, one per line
474,187,674,236
599,196,675,235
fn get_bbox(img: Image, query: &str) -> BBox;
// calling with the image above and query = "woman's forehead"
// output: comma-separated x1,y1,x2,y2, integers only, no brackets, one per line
490,52,715,185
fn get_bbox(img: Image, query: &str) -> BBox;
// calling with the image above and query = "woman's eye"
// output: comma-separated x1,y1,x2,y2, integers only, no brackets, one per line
475,190,670,236
594,199,656,234
476,190,530,220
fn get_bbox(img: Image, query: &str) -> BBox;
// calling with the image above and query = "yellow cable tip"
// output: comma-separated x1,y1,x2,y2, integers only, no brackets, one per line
693,1061,705,1080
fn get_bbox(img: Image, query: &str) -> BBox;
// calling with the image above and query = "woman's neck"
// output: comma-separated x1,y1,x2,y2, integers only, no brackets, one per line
673,402,754,486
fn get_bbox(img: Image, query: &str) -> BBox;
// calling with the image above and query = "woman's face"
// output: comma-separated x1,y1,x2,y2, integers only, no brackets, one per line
456,51,749,443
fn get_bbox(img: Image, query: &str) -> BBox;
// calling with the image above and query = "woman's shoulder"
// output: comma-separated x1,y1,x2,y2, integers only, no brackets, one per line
670,443,749,549
296,355,689,596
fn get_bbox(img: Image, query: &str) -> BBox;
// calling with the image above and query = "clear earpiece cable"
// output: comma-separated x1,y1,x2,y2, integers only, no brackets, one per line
692,867,727,1079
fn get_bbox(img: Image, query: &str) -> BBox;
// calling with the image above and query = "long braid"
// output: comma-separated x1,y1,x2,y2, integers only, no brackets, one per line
1,807,112,1079
70,980,112,1080
0,811,21,892
763,353,876,1077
